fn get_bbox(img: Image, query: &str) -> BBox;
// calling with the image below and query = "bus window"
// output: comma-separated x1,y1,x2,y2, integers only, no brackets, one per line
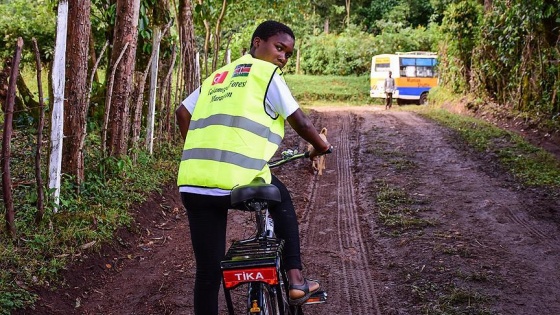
375,63,390,72
400,57,437,78
400,58,416,77
405,66,416,77
416,58,436,77
374,56,391,72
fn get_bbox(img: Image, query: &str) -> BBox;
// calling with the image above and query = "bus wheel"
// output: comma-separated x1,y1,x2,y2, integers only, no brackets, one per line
397,98,405,106
419,93,428,105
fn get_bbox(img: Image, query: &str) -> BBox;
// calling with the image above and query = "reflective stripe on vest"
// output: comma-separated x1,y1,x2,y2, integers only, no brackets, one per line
188,114,283,146
177,54,284,190
181,148,266,170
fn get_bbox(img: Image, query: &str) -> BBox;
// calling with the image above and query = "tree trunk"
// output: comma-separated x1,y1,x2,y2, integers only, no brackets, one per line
63,0,91,185
345,0,350,26
196,0,210,78
159,44,177,142
88,32,100,84
2,37,23,239
102,42,129,156
178,0,198,95
106,0,141,157
211,0,228,71
16,75,40,119
146,27,160,154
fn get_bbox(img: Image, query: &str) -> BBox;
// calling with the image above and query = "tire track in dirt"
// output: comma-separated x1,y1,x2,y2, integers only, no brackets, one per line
391,112,559,246
505,207,557,243
300,111,381,315
359,110,560,314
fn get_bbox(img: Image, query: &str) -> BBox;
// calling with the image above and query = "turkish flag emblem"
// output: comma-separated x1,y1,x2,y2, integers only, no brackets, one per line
212,71,229,85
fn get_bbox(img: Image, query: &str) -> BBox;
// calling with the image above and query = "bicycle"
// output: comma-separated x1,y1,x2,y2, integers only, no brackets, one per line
220,149,330,315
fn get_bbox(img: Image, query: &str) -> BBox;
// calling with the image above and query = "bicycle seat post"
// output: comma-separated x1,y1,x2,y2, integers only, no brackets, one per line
246,200,269,238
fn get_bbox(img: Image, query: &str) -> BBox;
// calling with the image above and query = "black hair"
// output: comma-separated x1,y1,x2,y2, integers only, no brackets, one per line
250,20,295,48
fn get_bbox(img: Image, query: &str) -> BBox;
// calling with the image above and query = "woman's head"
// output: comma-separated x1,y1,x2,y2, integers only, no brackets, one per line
249,20,295,69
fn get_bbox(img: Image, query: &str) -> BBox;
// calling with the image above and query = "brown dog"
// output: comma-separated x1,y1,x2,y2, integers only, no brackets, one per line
307,127,328,175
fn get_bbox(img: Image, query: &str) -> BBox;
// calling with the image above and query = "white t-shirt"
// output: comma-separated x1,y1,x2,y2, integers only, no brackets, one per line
179,73,300,195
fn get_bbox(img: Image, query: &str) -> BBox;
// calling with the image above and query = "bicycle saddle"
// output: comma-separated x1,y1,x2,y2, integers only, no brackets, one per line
230,177,281,210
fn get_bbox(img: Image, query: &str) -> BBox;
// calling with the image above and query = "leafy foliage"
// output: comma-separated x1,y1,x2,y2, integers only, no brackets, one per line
0,0,56,61
295,24,436,76
438,0,482,93
439,0,560,120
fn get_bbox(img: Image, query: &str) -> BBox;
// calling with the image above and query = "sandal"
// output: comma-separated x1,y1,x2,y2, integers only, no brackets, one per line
288,278,320,305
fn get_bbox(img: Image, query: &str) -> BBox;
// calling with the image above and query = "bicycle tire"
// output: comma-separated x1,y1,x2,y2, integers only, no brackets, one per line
247,282,280,315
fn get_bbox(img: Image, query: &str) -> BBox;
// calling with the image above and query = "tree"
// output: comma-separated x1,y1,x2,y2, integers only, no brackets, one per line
106,0,141,157
62,0,91,185
178,0,199,96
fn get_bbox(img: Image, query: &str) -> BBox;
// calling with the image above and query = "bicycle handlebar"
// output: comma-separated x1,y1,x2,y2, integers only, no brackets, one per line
268,146,333,169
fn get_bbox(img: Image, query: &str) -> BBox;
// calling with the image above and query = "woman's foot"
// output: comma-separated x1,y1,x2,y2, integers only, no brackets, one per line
288,278,320,305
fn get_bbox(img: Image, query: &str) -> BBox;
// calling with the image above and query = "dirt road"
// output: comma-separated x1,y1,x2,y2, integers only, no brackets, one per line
17,107,560,315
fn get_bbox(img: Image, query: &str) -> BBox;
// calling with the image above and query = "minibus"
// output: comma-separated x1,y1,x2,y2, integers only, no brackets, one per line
370,51,438,105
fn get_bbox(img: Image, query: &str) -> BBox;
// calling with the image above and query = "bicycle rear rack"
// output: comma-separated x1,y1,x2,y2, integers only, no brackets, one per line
222,237,284,266
221,237,284,288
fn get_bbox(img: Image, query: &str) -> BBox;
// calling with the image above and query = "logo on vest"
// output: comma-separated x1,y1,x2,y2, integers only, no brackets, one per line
212,71,229,85
233,64,252,77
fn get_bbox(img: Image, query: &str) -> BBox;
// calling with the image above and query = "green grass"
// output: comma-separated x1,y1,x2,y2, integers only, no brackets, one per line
372,180,435,234
284,74,373,105
418,108,560,188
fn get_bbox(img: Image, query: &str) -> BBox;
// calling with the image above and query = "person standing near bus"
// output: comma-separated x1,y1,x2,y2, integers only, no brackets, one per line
176,20,330,315
384,71,395,109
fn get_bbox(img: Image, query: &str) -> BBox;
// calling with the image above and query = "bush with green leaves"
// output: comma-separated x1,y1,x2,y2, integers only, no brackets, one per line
0,0,56,62
295,24,437,76
473,0,559,116
438,0,482,93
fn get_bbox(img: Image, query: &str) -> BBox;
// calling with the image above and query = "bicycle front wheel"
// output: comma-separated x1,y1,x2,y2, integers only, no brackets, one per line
247,282,279,315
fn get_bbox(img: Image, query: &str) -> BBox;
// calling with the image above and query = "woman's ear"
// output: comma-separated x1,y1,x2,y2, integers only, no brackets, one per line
252,37,261,49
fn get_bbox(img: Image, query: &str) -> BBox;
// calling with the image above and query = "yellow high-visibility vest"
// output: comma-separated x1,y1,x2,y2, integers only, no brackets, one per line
177,54,285,190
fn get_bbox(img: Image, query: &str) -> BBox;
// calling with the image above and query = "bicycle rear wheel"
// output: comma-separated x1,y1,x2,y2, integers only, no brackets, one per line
247,282,280,315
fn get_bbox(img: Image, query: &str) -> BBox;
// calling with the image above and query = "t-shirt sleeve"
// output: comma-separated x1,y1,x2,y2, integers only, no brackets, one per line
265,73,299,119
180,87,201,114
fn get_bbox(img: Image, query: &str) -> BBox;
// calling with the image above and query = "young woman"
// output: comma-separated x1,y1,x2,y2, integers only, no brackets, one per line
176,20,331,315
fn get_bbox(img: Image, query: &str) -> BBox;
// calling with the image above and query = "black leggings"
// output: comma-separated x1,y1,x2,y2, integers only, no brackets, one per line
181,175,301,315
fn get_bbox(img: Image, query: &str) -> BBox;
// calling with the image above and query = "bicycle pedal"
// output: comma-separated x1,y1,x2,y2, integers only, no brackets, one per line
304,290,327,305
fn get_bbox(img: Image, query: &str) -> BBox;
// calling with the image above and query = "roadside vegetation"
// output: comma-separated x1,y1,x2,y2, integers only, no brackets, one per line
426,87,560,188
0,139,179,313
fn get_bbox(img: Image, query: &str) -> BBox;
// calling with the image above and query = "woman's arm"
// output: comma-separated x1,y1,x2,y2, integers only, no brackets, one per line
176,105,192,140
286,109,331,158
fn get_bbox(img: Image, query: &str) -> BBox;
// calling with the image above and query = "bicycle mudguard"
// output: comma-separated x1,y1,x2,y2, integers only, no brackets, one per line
221,238,284,290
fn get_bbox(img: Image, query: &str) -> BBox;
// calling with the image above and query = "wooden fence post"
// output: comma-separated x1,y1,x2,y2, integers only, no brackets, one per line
32,38,46,224
2,37,24,239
